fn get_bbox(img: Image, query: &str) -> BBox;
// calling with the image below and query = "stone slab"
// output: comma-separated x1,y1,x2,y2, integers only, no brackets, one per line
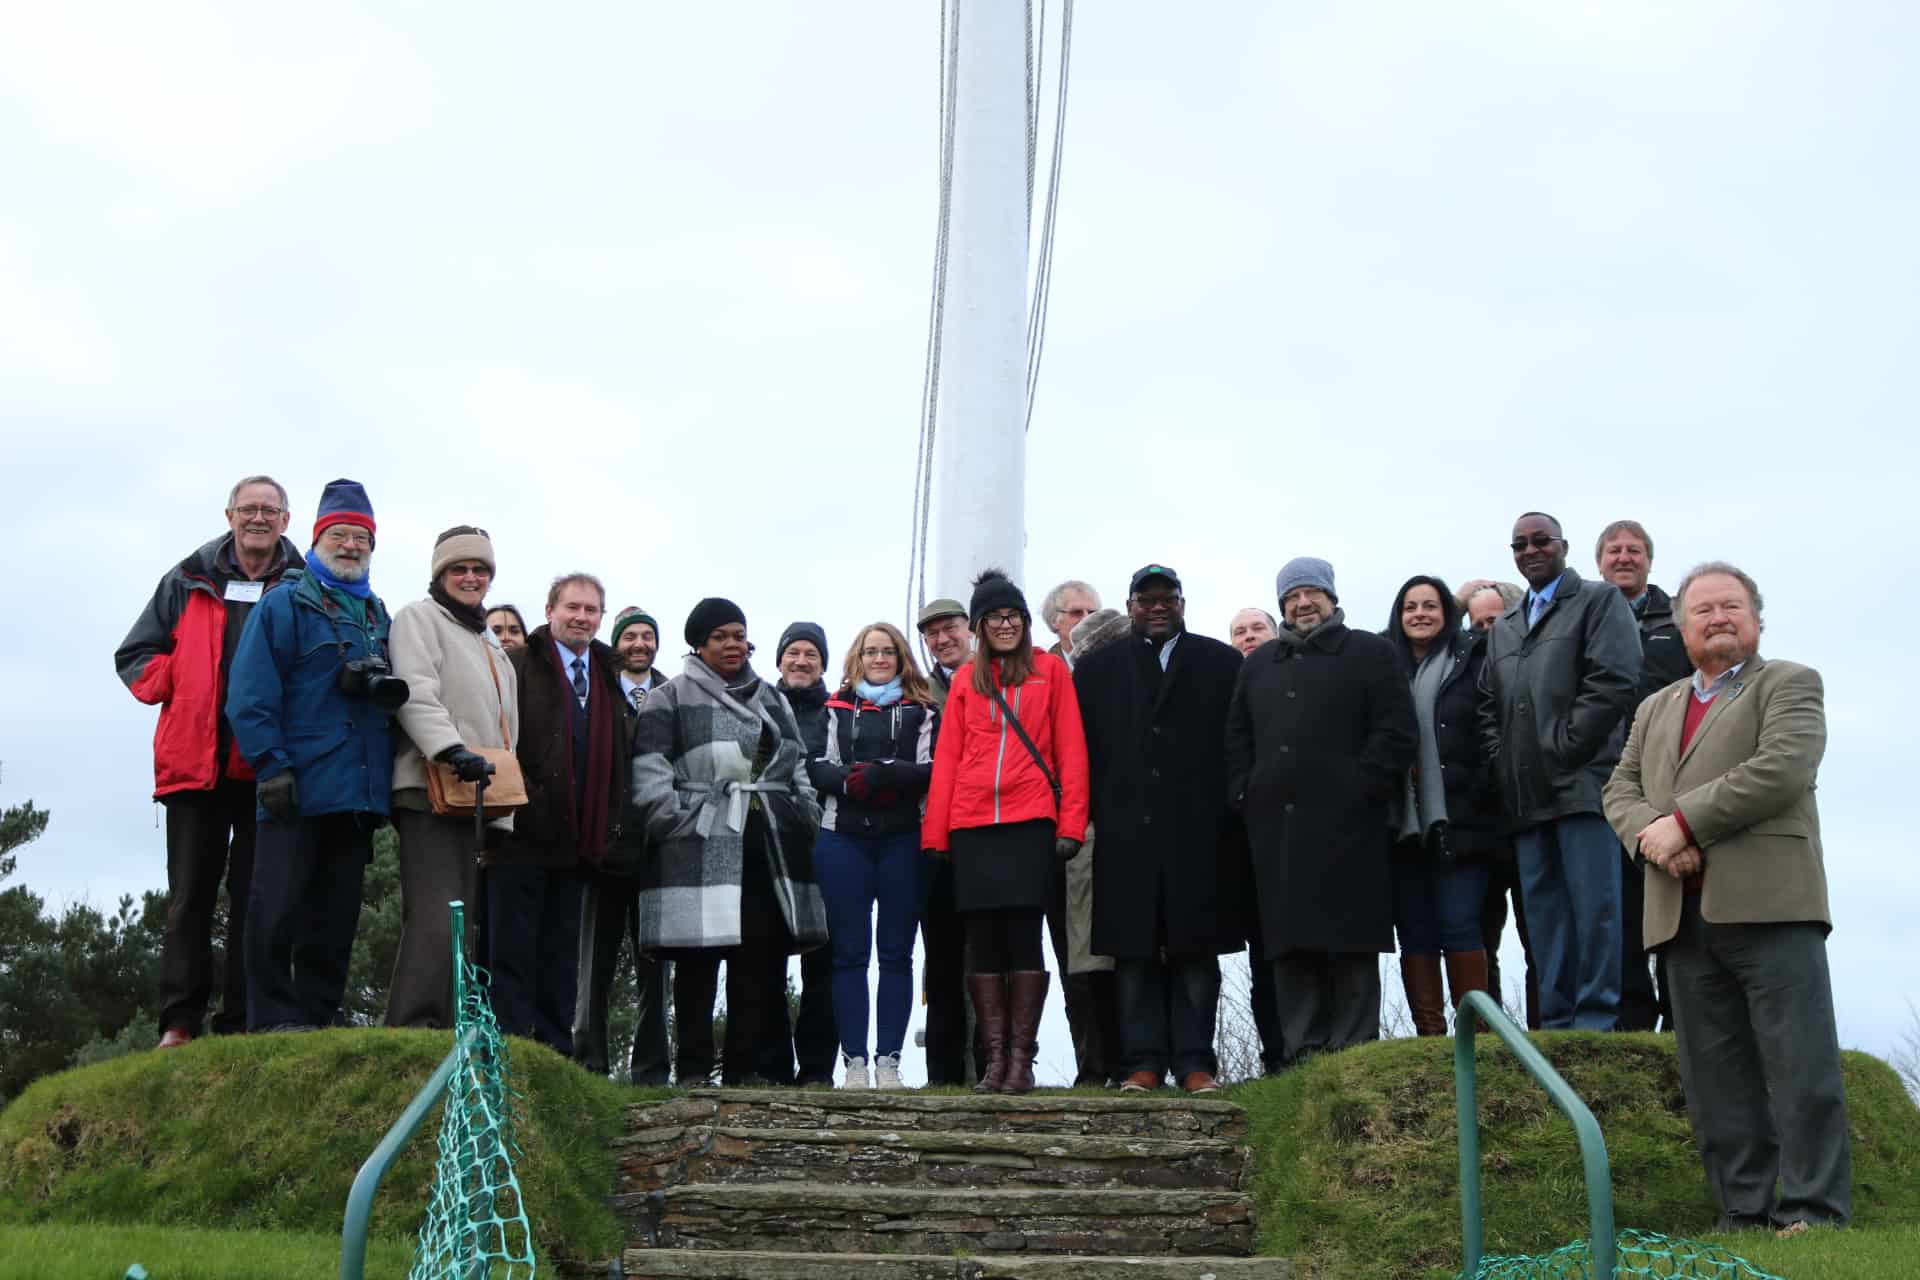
628,1090,1248,1140
621,1249,1295,1279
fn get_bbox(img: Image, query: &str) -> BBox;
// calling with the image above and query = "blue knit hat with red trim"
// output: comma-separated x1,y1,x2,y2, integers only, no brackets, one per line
313,478,377,545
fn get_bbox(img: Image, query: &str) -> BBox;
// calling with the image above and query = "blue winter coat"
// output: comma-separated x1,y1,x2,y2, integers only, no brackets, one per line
226,569,396,819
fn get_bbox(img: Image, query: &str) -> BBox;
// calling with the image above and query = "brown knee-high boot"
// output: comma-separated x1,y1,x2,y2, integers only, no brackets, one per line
966,974,1011,1093
1400,954,1447,1037
1443,950,1490,1013
1000,971,1051,1094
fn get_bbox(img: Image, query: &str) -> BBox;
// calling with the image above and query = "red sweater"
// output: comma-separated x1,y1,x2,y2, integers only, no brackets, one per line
1673,690,1715,892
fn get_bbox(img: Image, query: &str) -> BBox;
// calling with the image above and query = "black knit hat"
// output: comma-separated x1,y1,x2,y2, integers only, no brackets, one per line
776,621,829,670
968,568,1030,627
684,597,747,650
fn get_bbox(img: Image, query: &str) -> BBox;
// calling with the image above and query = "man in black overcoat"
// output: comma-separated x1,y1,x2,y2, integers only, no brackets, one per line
1076,565,1245,1094
1226,557,1417,1065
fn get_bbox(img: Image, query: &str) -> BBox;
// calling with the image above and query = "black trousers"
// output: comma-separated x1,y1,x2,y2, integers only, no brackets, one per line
484,862,582,1055
1246,934,1285,1074
673,951,721,1085
245,813,372,1030
160,779,257,1035
574,873,670,1083
1045,861,1110,1084
1616,852,1671,1032
1116,954,1221,1080
385,809,482,1029
1271,950,1380,1066
1481,845,1540,1030
791,944,838,1083
919,857,973,1084
1665,897,1851,1227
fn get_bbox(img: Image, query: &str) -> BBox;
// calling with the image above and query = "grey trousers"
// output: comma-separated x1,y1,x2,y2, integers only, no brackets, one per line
1272,949,1380,1066
1664,896,1851,1227
385,809,482,1029
574,875,670,1084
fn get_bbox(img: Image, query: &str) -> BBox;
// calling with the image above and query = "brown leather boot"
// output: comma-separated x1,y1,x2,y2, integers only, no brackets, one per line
966,974,1011,1093
1400,954,1447,1037
1000,970,1051,1094
1444,949,1491,1013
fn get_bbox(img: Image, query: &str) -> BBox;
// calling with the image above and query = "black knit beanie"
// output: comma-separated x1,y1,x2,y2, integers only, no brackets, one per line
968,568,1030,627
776,621,829,670
684,597,747,650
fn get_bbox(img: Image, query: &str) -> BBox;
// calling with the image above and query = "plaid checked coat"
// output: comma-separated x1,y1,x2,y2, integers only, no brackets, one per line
630,656,827,954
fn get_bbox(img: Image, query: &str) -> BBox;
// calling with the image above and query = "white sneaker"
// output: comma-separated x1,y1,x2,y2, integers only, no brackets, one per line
873,1053,905,1090
839,1054,872,1089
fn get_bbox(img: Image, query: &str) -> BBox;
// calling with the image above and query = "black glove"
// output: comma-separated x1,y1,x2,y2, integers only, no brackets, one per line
437,744,495,783
1054,836,1083,862
1425,820,1455,864
257,772,298,820
864,761,924,791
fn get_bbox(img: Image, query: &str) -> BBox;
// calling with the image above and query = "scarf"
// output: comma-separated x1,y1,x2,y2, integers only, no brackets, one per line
1399,644,1453,840
1272,607,1346,650
855,676,904,706
303,546,372,599
428,583,488,633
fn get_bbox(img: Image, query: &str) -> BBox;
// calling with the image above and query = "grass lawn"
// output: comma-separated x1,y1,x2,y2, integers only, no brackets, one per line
1232,1033,1920,1280
0,1028,668,1265
0,1222,413,1279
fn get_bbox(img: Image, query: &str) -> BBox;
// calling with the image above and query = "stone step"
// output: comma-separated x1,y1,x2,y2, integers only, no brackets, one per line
631,1089,1248,1140
622,1249,1294,1279
614,1124,1248,1194
617,1184,1257,1257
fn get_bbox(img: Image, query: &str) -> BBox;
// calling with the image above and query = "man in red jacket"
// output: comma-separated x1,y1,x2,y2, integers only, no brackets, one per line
115,476,300,1048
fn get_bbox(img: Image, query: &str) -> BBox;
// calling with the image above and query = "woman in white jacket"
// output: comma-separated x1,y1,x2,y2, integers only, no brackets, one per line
384,526,520,1027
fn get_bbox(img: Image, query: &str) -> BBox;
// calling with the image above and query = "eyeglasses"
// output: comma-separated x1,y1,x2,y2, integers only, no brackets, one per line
983,611,1023,628
446,562,493,579
1132,593,1181,610
322,528,373,547
231,505,284,519
860,647,900,659
1510,534,1561,552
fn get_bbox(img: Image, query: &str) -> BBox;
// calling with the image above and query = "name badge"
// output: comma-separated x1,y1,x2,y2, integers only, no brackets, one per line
224,581,265,603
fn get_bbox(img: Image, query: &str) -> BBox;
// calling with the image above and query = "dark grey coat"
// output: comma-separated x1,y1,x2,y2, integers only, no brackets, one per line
1226,618,1417,955
1475,568,1641,829
1074,630,1245,958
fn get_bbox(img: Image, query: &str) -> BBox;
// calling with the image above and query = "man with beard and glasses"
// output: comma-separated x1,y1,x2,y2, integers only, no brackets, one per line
499,572,627,1055
575,606,671,1082
226,479,401,1032
1477,513,1640,1031
118,475,301,1048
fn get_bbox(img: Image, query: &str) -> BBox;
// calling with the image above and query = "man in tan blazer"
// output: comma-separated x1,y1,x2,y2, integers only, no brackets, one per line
1604,561,1849,1234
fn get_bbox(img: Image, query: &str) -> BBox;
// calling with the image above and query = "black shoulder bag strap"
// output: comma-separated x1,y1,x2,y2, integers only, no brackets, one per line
987,679,1062,805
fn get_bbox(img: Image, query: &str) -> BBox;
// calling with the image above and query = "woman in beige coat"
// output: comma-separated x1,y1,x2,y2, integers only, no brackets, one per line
384,526,520,1027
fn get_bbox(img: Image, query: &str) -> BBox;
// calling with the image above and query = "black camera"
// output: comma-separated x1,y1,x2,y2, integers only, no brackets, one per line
339,656,410,712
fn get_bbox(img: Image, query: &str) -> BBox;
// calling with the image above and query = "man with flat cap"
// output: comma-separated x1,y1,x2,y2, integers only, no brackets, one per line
916,596,974,1082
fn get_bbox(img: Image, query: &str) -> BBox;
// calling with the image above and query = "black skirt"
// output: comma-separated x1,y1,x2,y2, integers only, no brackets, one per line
951,818,1056,913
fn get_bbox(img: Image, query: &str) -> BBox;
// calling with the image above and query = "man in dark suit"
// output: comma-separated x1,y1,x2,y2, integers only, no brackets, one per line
1605,561,1848,1234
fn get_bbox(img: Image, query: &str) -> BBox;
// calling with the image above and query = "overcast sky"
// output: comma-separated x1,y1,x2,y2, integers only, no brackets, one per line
3,3,1915,1075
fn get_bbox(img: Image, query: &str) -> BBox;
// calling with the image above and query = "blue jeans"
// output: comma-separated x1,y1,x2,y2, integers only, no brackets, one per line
1513,813,1621,1031
1391,854,1490,956
814,828,927,1059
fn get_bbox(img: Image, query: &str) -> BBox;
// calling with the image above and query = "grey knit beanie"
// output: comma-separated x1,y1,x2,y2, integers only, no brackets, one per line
1275,556,1337,605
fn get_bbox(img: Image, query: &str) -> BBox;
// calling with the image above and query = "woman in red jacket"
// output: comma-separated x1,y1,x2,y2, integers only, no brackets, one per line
922,569,1090,1093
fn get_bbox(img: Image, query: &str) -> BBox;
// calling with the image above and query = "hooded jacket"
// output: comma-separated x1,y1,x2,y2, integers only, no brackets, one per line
116,532,300,797
809,691,937,837
921,649,1089,851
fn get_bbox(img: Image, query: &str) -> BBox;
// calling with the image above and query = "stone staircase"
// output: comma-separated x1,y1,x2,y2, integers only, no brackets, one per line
610,1087,1291,1279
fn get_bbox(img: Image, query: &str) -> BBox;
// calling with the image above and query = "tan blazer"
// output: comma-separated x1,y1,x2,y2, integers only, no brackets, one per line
1603,654,1829,949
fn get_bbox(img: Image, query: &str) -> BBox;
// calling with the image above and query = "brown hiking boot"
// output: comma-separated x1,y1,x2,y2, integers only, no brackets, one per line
966,974,1011,1093
999,970,1050,1094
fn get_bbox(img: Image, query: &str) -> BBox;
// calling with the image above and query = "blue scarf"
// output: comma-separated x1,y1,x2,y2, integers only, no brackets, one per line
303,546,373,599
855,676,904,706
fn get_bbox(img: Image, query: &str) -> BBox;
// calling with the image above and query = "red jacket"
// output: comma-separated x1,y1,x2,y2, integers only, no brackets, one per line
922,649,1089,852
115,534,298,798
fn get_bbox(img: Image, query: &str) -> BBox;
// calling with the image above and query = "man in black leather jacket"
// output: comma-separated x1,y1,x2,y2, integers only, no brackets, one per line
1476,513,1641,1031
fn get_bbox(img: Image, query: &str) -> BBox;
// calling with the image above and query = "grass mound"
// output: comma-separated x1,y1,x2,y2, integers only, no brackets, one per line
0,1222,414,1279
1236,1032,1920,1280
0,1028,653,1264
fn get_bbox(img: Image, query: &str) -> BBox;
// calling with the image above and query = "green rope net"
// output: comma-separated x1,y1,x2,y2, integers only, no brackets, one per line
1464,1228,1785,1279
407,960,537,1280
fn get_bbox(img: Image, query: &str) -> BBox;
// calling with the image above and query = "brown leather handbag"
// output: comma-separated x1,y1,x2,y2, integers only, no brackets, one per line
425,642,528,817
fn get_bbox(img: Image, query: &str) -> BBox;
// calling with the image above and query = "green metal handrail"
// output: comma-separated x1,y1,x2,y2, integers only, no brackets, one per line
1454,990,1615,1279
338,900,477,1280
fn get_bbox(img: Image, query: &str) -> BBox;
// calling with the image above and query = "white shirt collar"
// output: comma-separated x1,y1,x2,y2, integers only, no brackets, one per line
1691,661,1746,702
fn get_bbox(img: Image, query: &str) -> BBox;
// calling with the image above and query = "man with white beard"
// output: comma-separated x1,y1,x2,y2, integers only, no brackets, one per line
226,479,403,1031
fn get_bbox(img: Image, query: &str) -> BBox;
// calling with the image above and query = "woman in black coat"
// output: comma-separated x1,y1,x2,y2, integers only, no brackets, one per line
1382,576,1500,1034
1224,564,1416,1065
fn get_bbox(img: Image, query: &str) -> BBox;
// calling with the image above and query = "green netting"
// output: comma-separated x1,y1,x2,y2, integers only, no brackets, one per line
407,960,537,1280
1464,1228,1786,1279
